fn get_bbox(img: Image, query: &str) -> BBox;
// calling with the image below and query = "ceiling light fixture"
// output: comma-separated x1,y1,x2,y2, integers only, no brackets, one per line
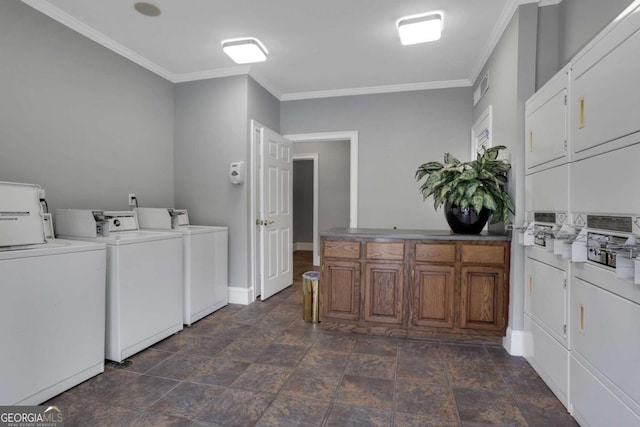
222,38,268,64
134,2,161,17
397,12,443,45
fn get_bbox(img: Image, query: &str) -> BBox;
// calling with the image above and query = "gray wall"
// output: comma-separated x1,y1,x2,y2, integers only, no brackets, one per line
536,5,561,89
0,0,175,212
281,88,473,230
558,0,633,64
248,77,280,133
473,4,538,333
537,0,633,87
293,141,350,235
175,75,281,290
293,160,314,243
174,76,248,288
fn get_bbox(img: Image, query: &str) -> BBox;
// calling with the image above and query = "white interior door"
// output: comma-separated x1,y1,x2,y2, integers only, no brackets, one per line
259,126,293,300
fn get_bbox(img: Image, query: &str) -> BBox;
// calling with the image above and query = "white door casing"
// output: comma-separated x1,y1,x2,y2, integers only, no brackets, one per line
284,131,359,266
292,154,319,264
258,125,293,300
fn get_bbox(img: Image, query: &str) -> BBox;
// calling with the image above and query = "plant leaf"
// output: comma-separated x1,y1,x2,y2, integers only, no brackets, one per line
472,191,485,214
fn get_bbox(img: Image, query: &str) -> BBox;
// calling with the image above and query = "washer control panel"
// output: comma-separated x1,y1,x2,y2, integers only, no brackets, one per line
104,211,139,232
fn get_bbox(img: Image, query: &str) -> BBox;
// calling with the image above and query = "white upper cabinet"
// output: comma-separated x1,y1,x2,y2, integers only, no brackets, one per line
571,2,640,160
525,65,569,172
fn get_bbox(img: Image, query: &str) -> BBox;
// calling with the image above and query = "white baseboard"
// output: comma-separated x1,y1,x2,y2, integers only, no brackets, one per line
228,286,254,305
294,242,313,251
503,327,526,356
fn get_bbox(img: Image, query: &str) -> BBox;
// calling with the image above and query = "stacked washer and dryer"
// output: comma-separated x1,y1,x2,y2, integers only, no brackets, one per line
0,182,106,405
135,207,228,325
522,2,640,425
55,209,184,363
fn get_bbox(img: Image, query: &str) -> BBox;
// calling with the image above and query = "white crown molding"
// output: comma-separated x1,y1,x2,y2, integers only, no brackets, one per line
538,0,562,6
280,79,472,101
172,66,250,83
247,70,283,100
21,0,174,81
22,0,524,102
469,0,539,86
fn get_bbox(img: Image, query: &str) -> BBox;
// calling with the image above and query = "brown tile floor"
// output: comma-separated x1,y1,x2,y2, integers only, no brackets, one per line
46,251,579,427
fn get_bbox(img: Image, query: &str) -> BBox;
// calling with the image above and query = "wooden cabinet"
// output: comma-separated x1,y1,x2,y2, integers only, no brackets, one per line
459,266,506,332
320,236,510,338
321,260,360,321
363,262,404,324
411,264,455,328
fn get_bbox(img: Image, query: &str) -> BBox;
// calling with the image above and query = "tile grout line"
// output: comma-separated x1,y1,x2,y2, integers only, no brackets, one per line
443,343,464,427
484,343,532,427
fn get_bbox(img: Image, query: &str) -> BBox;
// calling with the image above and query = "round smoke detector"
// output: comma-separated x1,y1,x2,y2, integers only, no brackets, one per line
134,2,161,17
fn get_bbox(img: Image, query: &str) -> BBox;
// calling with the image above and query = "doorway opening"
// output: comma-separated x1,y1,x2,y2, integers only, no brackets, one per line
250,128,359,301
285,131,359,266
292,155,318,262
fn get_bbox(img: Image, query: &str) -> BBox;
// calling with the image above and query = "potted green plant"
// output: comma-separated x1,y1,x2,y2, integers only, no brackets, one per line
415,145,515,234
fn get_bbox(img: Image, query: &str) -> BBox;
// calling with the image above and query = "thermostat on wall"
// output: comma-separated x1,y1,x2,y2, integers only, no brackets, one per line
230,161,245,184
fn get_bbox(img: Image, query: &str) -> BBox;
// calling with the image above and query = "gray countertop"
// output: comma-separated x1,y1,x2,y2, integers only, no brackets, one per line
320,228,511,241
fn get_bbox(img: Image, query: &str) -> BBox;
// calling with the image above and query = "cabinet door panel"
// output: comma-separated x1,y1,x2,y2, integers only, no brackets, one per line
412,264,455,328
364,262,404,324
460,266,505,331
321,260,360,321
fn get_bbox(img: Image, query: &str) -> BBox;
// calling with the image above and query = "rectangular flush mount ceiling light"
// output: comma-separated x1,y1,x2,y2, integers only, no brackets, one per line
397,12,443,45
222,38,268,64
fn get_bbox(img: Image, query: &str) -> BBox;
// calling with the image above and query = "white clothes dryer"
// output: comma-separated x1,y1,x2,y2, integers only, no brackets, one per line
136,208,228,325
55,209,183,362
0,182,106,405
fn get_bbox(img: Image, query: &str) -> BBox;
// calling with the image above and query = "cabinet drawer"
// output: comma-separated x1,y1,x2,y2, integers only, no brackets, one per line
366,242,404,260
323,240,360,259
415,244,456,263
461,244,505,264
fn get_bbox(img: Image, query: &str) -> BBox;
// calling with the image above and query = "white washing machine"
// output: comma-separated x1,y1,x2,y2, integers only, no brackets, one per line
55,209,184,362
136,208,228,325
0,182,106,405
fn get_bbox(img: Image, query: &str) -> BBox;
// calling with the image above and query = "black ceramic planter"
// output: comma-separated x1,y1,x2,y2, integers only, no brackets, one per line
444,201,491,234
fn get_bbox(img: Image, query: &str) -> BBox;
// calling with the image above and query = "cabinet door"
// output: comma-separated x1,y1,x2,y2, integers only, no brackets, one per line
459,266,506,332
411,264,455,328
321,260,360,321
363,262,404,324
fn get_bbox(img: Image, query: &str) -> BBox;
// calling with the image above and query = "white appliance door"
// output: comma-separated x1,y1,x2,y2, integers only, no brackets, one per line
0,182,46,246
259,126,293,300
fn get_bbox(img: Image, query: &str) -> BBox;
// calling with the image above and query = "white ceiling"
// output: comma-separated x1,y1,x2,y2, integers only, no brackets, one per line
21,0,541,100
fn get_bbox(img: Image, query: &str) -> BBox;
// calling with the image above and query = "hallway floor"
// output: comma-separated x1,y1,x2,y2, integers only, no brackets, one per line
46,251,578,426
